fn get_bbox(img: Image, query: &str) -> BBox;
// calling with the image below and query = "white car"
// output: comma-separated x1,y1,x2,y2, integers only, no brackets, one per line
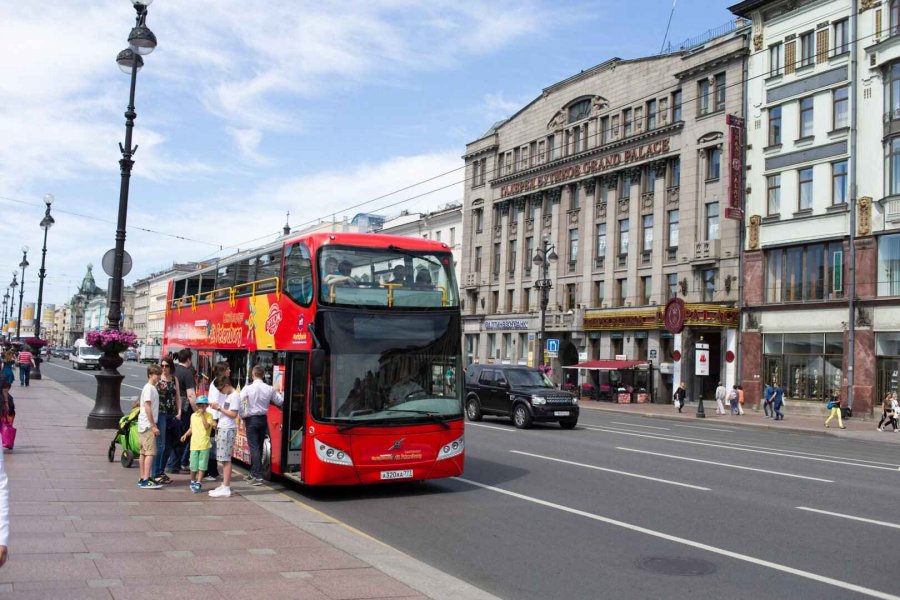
71,339,102,370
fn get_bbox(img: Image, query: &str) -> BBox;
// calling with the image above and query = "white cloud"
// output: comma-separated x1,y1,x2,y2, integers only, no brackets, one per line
226,127,268,165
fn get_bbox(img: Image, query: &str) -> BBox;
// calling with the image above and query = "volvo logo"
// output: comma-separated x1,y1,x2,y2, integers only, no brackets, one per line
388,438,406,452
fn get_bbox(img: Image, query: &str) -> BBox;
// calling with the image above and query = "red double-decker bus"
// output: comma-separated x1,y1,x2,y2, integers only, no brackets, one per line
163,232,464,486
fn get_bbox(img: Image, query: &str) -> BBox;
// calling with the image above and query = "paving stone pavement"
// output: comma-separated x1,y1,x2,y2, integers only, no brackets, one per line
1,378,500,600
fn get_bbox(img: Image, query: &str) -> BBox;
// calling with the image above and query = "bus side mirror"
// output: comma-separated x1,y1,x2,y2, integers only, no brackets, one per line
310,349,325,378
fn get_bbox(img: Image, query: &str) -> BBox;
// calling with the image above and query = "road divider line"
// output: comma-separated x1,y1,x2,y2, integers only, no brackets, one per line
466,423,515,432
671,423,737,433
582,425,900,471
509,450,709,491
616,447,834,483
609,421,670,431
455,477,900,600
41,361,143,390
796,507,900,531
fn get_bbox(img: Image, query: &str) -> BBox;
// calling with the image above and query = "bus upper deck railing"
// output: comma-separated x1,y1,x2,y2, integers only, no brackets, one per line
170,277,281,312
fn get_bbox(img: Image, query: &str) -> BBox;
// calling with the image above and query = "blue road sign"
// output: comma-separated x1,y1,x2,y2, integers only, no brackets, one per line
546,338,559,353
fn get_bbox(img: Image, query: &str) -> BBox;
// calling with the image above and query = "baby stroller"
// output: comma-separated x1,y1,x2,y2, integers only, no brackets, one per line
108,405,141,468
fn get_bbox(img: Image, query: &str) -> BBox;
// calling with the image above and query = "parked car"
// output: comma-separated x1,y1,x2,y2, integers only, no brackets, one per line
464,364,579,429
71,339,101,370
122,350,138,362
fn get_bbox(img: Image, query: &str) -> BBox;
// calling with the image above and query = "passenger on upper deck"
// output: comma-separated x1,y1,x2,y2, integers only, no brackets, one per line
323,257,357,288
389,264,407,286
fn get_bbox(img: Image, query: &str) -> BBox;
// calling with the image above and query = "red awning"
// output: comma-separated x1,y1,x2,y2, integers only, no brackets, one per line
564,360,651,370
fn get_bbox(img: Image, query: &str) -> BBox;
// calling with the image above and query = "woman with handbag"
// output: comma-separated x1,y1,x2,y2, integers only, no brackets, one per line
877,391,896,432
824,389,845,429
673,381,686,413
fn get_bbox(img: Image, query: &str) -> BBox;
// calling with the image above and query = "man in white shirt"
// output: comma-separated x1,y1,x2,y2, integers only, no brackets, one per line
239,365,283,485
138,364,162,489
714,382,727,415
209,375,240,498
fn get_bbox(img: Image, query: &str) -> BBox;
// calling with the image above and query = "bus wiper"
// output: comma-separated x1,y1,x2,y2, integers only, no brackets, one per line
387,245,443,269
384,408,451,429
336,416,408,432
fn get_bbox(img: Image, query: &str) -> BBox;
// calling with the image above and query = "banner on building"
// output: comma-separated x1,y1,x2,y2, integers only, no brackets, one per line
42,304,55,323
725,114,745,220
21,302,35,327
7,320,15,332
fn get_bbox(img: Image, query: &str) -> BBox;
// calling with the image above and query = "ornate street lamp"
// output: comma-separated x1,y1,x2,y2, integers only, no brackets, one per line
531,236,558,376
1,291,8,341
88,0,157,429
7,275,17,341
31,194,55,380
15,247,29,341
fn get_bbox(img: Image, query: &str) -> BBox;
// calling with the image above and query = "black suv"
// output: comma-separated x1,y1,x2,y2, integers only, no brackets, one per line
464,364,579,429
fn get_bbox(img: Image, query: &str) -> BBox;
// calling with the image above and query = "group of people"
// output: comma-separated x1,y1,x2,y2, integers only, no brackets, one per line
877,391,899,432
761,382,786,420
714,382,745,416
322,258,433,290
136,349,283,497
2,345,36,388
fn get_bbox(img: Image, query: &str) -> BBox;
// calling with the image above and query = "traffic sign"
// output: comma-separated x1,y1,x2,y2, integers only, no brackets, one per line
695,342,709,376
546,338,559,353
102,248,132,278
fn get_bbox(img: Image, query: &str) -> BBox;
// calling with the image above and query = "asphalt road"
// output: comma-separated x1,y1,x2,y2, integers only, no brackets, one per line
43,363,900,600
41,358,148,413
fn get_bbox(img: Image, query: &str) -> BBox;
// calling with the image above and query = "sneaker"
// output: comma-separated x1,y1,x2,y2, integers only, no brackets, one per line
140,479,162,489
249,478,264,487
203,475,217,482
243,474,254,482
158,474,173,484
209,486,232,498
189,481,201,493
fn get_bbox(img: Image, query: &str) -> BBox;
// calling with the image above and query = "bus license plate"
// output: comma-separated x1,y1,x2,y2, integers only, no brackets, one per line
554,411,570,416
380,469,414,480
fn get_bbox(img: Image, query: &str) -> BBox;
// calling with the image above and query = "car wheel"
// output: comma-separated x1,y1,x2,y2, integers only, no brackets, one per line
513,404,532,429
466,397,483,421
559,418,578,430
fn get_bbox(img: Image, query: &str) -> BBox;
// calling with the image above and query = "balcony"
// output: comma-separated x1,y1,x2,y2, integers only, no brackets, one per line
595,256,605,269
886,197,900,223
693,239,720,264
462,272,478,289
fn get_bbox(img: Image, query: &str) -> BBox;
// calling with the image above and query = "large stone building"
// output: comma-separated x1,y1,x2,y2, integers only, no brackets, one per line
61,265,105,346
461,20,750,402
732,0,897,414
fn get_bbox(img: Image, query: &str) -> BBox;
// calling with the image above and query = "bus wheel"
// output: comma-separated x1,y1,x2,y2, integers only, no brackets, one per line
261,435,273,480
466,398,483,421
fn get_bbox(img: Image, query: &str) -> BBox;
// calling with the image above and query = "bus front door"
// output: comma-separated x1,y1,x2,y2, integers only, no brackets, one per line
282,354,309,481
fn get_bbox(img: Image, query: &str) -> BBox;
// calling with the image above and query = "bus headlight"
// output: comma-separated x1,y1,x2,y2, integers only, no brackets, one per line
437,436,464,461
315,441,353,466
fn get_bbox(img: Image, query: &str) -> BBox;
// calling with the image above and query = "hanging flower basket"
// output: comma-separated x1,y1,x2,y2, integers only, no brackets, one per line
85,329,138,355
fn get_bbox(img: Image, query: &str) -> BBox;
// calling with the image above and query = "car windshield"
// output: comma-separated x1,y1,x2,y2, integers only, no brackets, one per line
506,369,555,388
314,311,462,425
318,245,459,308
80,346,102,357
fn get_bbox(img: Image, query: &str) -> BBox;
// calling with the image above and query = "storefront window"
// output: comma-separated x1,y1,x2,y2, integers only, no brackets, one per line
876,332,900,401
763,333,842,402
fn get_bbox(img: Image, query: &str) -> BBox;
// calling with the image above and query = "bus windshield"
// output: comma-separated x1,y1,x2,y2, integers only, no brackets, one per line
315,311,462,426
318,245,459,308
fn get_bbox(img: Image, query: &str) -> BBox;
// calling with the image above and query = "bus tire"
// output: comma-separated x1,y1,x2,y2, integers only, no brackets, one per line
466,397,483,421
261,435,273,480
513,404,532,429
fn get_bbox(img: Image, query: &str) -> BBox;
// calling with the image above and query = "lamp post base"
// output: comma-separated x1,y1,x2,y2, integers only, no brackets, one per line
30,364,42,380
696,397,706,418
87,353,126,429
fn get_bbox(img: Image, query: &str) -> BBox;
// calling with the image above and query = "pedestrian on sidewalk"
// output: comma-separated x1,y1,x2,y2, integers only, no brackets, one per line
0,438,9,568
204,362,233,482
239,364,283,485
728,385,739,415
877,391,897,432
170,349,197,474
151,358,181,485
824,389,845,429
737,385,745,415
209,375,239,498
772,383,785,420
1,352,14,386
763,383,775,418
16,346,34,387
179,395,213,493
715,382,727,415
1,378,14,428
137,364,162,489
674,381,686,413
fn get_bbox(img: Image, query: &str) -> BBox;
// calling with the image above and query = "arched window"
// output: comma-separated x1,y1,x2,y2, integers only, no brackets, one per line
568,99,591,123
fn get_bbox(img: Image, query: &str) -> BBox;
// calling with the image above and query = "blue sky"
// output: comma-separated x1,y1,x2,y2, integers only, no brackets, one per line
0,0,735,308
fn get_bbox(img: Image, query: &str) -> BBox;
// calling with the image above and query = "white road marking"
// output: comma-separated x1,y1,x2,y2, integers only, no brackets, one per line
509,450,709,491
671,423,737,433
616,447,834,483
796,507,900,531
455,477,900,600
609,421,670,431
466,423,515,432
42,361,144,390
581,425,900,471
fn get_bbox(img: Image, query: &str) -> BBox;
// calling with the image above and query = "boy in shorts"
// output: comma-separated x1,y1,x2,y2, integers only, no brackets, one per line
209,375,239,498
138,365,162,489
180,395,213,493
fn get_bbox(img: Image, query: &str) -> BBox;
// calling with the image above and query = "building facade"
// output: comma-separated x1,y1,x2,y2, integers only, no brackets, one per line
461,22,749,401
732,0,897,413
62,265,105,346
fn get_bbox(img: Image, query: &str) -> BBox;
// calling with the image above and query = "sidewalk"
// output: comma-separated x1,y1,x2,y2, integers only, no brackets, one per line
579,398,900,443
1,379,499,600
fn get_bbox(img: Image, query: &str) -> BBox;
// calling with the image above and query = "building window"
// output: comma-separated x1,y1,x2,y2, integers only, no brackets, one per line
601,116,610,144
640,276,652,305
766,242,844,303
706,147,721,180
800,31,814,68
471,161,480,188
622,172,632,199
699,77,711,115
570,186,580,211
798,167,814,210
767,174,781,214
799,96,814,138
537,140,545,164
593,280,605,307
769,43,783,76
523,287,531,311
508,240,517,274
611,115,620,139
647,99,657,130
763,333,844,402
623,108,633,136
525,237,534,273
548,135,557,161
474,246,482,273
666,272,678,299
618,218,629,257
568,99,591,123
488,333,496,357
450,227,456,247
566,283,577,310
506,290,515,313
672,90,682,121
888,137,900,195
878,233,900,296
702,269,716,302
670,158,681,187
492,243,501,277
474,208,483,232
634,107,643,133
715,73,726,111
615,278,627,307
595,223,607,264
833,19,848,54
642,214,654,252
892,0,900,36
769,106,782,145
832,161,848,205
706,202,719,241
491,291,499,314
645,166,656,194
833,86,849,129
572,128,582,154
887,63,900,122
568,228,579,271
667,209,679,251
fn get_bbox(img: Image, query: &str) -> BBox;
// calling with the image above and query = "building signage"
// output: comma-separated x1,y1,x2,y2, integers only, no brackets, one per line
500,138,672,199
483,319,530,330
725,114,744,220
663,297,685,334
584,304,738,331
695,342,710,376
583,309,659,331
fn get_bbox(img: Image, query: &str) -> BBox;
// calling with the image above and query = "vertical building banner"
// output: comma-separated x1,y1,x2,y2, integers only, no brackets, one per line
22,302,35,327
42,304,55,324
725,114,745,220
